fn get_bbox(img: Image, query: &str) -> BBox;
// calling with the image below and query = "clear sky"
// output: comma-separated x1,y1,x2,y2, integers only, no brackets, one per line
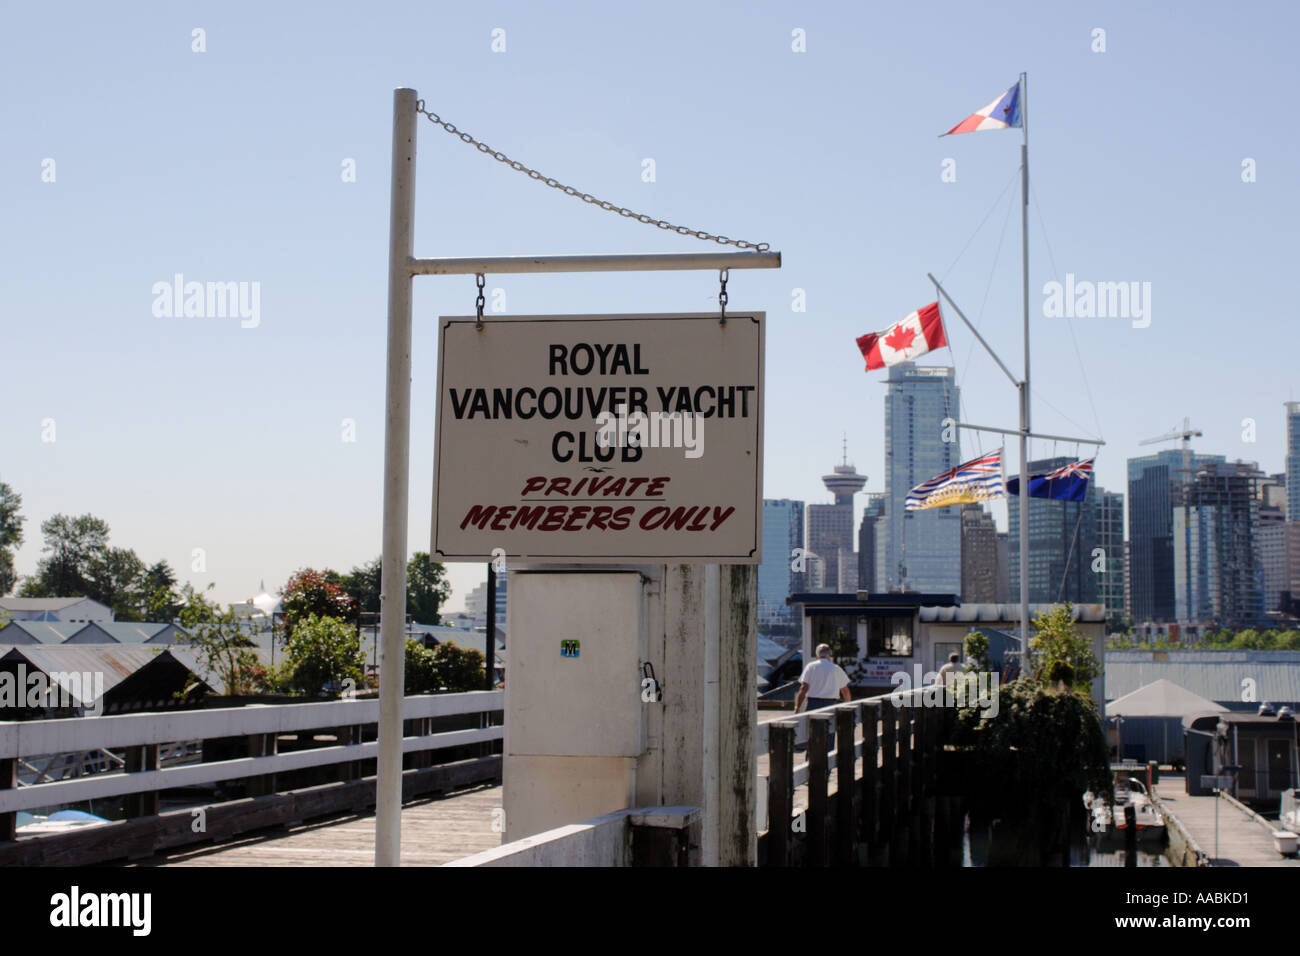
3,0,1296,610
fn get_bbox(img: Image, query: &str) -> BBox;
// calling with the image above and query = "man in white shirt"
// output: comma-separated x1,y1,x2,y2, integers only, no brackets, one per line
937,652,963,685
795,644,852,750
795,643,851,713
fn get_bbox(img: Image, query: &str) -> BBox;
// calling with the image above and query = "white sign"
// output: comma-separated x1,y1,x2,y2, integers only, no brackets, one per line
431,313,764,563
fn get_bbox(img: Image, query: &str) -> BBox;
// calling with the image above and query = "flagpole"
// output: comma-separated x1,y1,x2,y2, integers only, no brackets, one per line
1018,71,1032,670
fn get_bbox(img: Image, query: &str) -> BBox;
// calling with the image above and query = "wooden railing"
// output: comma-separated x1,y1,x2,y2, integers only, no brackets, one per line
0,691,503,864
758,687,960,866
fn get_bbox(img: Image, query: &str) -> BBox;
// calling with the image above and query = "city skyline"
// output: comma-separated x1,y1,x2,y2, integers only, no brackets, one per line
4,3,1298,611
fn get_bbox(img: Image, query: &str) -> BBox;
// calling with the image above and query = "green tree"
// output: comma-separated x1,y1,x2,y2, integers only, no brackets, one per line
86,546,148,621
405,638,441,693
341,557,383,616
431,641,485,691
0,480,25,596
338,553,452,624
282,613,365,696
177,583,261,696
1027,603,1100,697
142,560,181,621
964,631,991,672
20,513,110,598
279,568,354,638
406,553,451,625
949,677,1111,863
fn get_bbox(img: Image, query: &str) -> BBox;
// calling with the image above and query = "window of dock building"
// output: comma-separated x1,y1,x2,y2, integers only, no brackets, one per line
867,615,913,657
810,614,860,662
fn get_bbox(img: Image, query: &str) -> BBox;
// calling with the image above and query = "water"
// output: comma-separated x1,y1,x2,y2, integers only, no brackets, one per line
962,816,1170,866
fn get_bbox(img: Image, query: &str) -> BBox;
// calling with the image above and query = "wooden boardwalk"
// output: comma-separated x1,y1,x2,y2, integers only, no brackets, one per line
1154,779,1300,867
130,783,503,867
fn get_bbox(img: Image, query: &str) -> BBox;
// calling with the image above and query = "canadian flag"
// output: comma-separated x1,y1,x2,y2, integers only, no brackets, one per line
856,302,948,371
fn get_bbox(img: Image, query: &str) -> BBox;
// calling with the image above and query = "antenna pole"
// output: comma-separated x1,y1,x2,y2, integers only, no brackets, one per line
1018,71,1032,667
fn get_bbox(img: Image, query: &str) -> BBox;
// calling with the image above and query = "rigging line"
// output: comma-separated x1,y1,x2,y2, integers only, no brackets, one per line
952,179,1017,461
1056,504,1087,604
1034,390,1104,446
939,166,1021,280
1031,181,1105,441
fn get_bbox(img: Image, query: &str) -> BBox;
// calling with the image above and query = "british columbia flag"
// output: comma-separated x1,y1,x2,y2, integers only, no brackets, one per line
905,449,1006,511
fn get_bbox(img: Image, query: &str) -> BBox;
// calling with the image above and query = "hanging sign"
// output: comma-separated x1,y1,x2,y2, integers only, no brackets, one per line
432,313,764,563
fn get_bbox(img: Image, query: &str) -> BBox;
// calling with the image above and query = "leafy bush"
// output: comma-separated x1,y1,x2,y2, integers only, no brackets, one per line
178,583,260,696
1027,603,1099,697
405,638,441,694
403,638,485,693
280,568,354,639
282,613,364,696
964,631,991,672
433,641,485,691
949,677,1111,820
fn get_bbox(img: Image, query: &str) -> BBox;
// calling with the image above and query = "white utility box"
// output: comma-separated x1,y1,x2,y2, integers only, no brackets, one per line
503,569,650,841
506,570,648,757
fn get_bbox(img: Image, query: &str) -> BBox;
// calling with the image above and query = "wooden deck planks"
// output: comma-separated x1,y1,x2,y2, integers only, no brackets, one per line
131,783,503,867
1155,780,1300,867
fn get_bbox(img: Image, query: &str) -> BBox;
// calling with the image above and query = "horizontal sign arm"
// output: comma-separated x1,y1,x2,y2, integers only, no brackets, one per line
409,251,781,276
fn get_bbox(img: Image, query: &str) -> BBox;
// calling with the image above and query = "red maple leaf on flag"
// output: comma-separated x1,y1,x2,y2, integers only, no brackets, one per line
883,323,916,353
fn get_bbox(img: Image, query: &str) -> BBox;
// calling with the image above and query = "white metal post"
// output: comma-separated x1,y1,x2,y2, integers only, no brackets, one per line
1018,72,1031,671
376,86,418,867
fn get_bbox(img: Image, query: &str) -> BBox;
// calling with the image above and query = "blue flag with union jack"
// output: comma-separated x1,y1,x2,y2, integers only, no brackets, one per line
1006,458,1094,502
905,449,1006,511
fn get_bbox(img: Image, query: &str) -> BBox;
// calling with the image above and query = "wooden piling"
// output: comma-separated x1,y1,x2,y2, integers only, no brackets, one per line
768,721,795,867
836,705,856,866
123,744,160,817
879,702,897,863
860,701,879,858
808,715,829,867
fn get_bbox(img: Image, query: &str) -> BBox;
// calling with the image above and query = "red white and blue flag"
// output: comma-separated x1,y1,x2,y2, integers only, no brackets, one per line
856,302,948,372
1006,458,1095,502
942,82,1022,135
905,449,1006,511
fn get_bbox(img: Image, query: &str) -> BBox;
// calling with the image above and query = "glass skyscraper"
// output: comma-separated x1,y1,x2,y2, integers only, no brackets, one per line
758,499,804,626
1287,402,1300,520
882,363,961,593
1097,489,1126,626
1172,460,1265,628
1127,448,1226,623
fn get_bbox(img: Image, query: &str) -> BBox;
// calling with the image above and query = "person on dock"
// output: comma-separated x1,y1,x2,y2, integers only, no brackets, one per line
796,644,851,748
938,652,963,685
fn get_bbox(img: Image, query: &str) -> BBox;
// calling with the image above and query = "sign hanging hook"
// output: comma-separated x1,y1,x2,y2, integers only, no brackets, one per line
718,268,729,324
475,274,487,329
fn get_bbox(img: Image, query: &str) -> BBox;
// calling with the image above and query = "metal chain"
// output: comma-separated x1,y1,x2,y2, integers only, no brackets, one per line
416,101,770,253
475,273,486,329
718,268,728,324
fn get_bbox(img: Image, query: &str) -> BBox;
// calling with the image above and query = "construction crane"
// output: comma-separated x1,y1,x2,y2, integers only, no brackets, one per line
1140,416,1203,451
1140,416,1204,494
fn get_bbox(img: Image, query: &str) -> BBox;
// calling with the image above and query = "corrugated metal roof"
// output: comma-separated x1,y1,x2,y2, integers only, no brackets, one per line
2,645,167,704
919,603,1106,623
0,621,87,644
1106,650,1300,704
92,622,167,643
0,598,85,611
